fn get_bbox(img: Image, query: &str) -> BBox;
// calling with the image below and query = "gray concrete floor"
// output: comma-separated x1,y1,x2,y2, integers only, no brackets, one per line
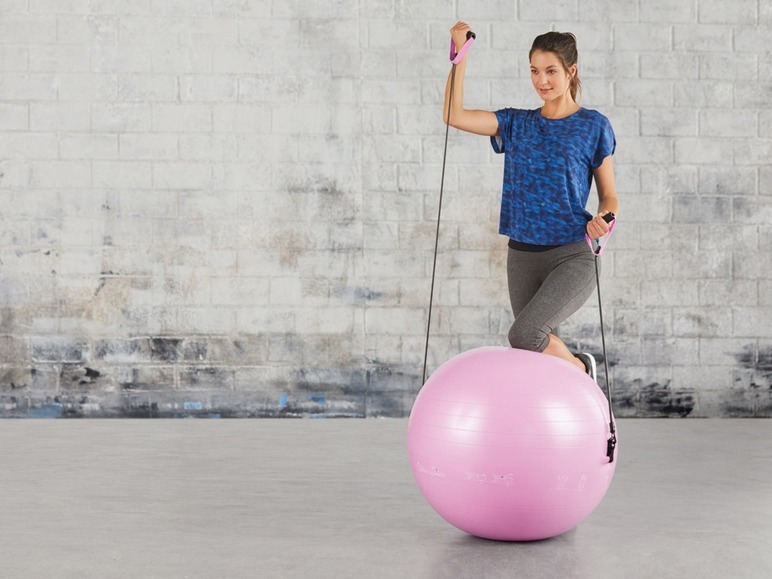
1,419,771,579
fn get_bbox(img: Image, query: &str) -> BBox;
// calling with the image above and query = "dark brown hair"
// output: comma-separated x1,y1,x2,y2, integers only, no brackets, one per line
529,31,581,101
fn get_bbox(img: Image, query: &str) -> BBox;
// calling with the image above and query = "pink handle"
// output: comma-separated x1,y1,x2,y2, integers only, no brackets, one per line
450,36,475,64
586,216,616,256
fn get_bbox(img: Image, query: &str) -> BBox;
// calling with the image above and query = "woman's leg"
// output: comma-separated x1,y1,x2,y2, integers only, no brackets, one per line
507,241,597,369
543,332,585,371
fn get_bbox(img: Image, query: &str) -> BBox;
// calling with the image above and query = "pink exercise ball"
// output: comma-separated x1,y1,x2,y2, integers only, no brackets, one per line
408,346,618,541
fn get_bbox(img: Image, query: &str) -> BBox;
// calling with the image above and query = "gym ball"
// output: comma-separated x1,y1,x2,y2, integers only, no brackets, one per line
408,346,618,541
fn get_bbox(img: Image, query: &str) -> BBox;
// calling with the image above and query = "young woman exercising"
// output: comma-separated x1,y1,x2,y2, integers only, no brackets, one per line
443,22,619,379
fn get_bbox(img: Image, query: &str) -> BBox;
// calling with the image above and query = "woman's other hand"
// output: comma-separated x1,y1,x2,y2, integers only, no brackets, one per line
586,212,613,239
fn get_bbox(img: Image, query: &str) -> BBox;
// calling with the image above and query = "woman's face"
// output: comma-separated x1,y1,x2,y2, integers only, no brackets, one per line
530,50,575,102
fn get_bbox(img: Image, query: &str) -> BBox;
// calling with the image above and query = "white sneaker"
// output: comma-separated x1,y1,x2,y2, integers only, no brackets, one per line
576,353,597,383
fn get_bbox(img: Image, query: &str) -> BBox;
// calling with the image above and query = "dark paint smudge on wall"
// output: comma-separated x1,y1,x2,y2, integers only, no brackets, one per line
2,339,771,418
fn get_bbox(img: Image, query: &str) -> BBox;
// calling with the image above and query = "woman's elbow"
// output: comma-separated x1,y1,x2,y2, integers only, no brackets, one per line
442,113,460,128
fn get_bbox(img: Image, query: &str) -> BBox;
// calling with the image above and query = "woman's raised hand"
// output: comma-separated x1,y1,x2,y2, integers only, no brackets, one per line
450,21,473,51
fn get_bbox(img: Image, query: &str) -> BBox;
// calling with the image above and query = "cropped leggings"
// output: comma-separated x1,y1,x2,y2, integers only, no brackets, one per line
507,240,597,352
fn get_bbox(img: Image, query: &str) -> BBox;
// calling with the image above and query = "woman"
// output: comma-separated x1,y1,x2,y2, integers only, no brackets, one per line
443,22,619,380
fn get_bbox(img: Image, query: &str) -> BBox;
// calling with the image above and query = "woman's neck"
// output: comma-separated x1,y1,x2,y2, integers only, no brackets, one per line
540,94,580,119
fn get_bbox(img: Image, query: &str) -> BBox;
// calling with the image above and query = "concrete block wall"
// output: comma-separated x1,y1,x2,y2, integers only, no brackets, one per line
0,0,770,418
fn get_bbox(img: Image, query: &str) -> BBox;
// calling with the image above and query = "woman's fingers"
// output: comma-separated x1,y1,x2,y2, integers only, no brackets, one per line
587,215,610,238
450,21,472,48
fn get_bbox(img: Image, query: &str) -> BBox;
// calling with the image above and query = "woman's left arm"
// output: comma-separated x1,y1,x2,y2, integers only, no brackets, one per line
586,155,619,238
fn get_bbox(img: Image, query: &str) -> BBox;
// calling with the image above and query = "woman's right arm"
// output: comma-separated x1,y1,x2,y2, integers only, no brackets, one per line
442,22,500,137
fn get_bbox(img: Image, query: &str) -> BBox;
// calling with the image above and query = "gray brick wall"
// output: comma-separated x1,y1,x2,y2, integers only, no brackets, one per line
1,1,770,418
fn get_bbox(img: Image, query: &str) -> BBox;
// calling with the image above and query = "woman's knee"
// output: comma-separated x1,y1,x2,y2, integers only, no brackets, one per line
508,321,548,352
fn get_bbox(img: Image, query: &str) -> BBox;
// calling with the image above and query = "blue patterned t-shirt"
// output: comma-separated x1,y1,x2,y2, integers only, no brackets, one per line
491,107,616,246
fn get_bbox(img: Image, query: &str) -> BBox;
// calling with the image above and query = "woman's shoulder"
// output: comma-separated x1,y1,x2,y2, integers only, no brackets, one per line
578,107,613,126
495,107,538,118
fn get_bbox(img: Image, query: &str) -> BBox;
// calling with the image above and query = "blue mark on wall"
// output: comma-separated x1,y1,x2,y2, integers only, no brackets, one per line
279,392,287,408
183,401,203,411
29,403,63,418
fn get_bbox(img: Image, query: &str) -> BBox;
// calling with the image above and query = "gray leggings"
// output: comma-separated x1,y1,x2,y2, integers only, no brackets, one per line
507,240,597,352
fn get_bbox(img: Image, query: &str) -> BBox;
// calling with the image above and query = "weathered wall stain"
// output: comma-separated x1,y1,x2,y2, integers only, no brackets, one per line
638,383,695,418
150,338,184,362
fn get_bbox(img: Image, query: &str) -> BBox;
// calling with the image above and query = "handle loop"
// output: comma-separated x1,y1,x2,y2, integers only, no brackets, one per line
586,213,616,256
449,32,475,64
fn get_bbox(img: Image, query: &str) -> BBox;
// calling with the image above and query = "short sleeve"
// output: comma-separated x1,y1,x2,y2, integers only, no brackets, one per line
490,108,513,154
592,116,616,168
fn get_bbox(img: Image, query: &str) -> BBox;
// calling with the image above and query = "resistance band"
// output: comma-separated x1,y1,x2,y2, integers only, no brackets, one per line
588,213,618,462
422,31,475,384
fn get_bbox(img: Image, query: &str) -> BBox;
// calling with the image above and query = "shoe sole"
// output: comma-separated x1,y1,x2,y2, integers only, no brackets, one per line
580,352,597,383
